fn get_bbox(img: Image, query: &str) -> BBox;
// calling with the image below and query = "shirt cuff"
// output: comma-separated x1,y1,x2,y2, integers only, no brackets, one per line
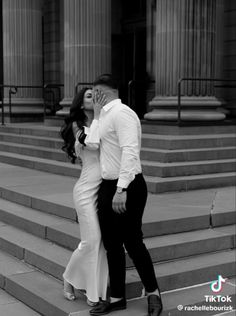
117,178,130,189
84,126,89,135
89,119,99,128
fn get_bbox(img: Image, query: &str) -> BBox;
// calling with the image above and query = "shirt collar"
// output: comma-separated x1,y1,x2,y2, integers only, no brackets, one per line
103,99,121,112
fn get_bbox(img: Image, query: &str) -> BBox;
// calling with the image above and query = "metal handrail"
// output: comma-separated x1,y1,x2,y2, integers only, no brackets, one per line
128,80,133,107
128,79,155,108
0,84,44,125
0,83,65,125
177,78,236,125
74,82,93,96
9,87,17,117
44,83,64,96
43,84,64,116
43,90,55,116
0,86,4,125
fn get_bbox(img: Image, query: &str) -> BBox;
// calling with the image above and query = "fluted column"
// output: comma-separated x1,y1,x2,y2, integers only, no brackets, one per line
60,0,111,109
2,0,43,106
145,0,225,121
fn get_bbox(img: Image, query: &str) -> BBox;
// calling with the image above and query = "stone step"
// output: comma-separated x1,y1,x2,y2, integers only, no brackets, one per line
0,132,62,149
0,199,79,249
0,123,60,138
0,113,44,124
2,142,236,178
142,159,236,177
0,221,72,281
0,250,89,316
44,115,64,126
0,141,69,162
0,223,235,298
0,151,235,194
146,172,236,193
139,249,236,295
1,122,236,137
2,250,235,316
141,146,236,162
78,279,236,316
0,288,41,316
1,128,236,150
141,121,236,135
0,186,212,236
0,151,81,178
141,133,236,149
1,140,236,165
0,162,235,231
0,198,235,265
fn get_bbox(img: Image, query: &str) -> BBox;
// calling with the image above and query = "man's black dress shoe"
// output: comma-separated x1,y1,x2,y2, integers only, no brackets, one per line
148,294,163,316
89,298,127,315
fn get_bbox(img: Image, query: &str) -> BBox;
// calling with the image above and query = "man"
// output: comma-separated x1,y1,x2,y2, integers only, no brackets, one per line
86,74,163,316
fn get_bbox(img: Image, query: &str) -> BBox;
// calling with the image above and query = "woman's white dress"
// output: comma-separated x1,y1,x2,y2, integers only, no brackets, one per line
63,126,108,302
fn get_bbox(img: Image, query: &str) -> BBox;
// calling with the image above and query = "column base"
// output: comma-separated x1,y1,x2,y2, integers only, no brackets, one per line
144,109,225,121
2,98,44,123
3,98,44,113
57,98,72,116
145,96,226,121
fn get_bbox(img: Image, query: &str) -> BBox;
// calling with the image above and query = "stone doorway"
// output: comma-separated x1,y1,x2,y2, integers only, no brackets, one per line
112,0,147,118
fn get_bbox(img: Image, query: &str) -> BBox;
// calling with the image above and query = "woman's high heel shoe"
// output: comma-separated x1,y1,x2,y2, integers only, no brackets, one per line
63,280,76,301
64,291,76,301
87,299,98,307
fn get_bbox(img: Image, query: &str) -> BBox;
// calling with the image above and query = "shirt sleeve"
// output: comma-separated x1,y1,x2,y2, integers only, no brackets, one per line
84,119,100,149
74,130,83,157
114,108,141,188
75,121,99,155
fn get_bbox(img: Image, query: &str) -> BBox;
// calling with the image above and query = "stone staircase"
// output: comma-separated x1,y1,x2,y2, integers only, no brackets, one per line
0,123,235,315
0,123,235,193
0,287,41,316
0,165,235,315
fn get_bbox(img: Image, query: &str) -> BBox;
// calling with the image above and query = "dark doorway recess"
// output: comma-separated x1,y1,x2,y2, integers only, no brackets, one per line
0,0,3,91
114,0,147,118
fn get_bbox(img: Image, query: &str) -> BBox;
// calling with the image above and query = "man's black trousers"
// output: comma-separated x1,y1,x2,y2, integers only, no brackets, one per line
97,173,158,298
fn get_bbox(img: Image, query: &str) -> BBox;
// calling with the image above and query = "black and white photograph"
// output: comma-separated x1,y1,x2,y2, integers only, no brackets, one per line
0,1,235,315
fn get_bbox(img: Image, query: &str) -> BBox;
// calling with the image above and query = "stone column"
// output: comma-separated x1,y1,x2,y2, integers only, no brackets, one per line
222,0,236,117
60,0,111,111
2,0,43,108
145,0,225,121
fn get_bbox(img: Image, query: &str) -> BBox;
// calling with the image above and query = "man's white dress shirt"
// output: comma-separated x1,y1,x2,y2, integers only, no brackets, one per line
86,98,142,189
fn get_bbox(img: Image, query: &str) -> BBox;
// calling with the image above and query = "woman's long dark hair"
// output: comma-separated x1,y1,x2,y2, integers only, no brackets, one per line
60,87,90,164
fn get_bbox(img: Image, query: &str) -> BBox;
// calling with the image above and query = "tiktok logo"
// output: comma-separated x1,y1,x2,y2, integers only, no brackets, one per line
210,275,227,293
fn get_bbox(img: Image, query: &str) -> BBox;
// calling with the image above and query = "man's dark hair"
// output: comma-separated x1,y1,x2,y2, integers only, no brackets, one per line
93,74,119,90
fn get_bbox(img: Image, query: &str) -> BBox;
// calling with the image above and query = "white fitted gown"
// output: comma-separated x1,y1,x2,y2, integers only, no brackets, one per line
63,129,108,302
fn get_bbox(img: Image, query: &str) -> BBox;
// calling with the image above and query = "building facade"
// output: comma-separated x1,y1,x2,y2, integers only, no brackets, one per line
0,0,236,122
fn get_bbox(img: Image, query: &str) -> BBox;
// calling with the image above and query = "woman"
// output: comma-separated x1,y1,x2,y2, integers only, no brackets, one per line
60,87,108,306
